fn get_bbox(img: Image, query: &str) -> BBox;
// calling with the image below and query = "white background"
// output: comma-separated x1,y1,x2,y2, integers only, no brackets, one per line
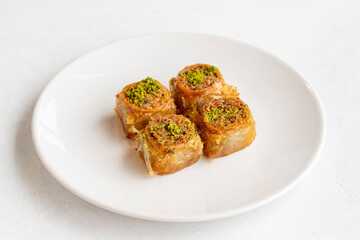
1,0,359,239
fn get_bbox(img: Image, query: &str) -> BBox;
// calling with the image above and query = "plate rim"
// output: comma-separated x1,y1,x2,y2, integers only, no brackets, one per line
31,32,327,222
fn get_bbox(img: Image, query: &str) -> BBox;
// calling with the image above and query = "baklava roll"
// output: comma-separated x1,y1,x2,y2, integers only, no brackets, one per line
137,114,203,176
169,63,238,125
199,98,256,158
115,77,176,139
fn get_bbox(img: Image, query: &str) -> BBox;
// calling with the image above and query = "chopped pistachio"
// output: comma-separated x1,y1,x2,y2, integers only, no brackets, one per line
204,102,249,127
166,147,174,153
180,65,219,88
165,122,181,137
125,77,160,106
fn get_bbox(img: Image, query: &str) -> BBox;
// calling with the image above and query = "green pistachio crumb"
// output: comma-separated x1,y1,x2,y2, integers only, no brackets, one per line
180,65,218,88
125,77,160,106
204,108,224,123
166,147,174,153
165,122,181,137
205,107,243,124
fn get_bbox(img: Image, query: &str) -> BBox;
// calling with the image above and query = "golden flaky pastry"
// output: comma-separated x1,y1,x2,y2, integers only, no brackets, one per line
115,77,176,139
137,114,203,176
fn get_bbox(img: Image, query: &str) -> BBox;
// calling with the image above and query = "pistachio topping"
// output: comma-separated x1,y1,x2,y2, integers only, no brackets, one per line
180,65,219,89
151,121,188,139
205,107,240,123
145,115,197,149
125,77,161,106
203,99,250,128
165,122,182,137
165,146,174,153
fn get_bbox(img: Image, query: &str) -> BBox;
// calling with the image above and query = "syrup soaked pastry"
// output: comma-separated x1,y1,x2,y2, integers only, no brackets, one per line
137,114,203,176
115,77,176,139
169,63,238,126
169,63,238,112
199,98,256,158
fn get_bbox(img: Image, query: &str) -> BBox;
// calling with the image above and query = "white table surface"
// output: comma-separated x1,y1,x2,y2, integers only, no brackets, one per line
1,0,359,239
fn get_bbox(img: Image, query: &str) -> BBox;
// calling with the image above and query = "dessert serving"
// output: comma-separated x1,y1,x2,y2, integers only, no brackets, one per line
115,64,256,176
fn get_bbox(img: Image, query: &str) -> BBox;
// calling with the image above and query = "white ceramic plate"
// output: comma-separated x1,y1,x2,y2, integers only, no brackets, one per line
32,33,326,222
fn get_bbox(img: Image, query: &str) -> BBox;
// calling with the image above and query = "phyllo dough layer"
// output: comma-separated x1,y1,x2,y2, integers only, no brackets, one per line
169,63,238,116
137,114,203,176
199,98,256,158
115,77,176,139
